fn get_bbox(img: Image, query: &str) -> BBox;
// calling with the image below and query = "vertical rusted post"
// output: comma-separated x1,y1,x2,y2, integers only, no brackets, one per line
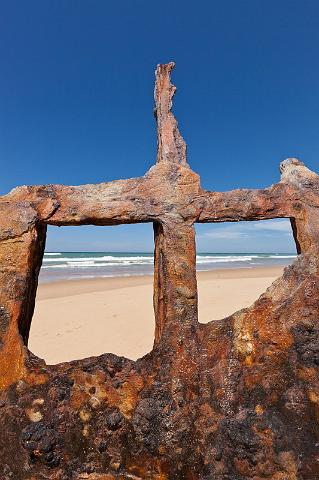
153,222,166,343
0,208,46,388
154,62,188,166
153,219,198,345
281,159,319,253
153,63,198,345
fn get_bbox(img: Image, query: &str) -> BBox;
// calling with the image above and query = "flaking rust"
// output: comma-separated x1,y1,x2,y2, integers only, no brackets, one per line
0,63,319,479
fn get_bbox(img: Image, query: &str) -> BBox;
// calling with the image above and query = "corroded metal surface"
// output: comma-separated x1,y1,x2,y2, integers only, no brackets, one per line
0,63,319,479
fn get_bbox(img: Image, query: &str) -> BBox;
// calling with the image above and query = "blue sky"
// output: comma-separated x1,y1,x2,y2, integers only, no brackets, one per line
1,1,318,252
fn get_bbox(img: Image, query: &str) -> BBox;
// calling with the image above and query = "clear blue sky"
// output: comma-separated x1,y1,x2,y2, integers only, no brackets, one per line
1,1,318,252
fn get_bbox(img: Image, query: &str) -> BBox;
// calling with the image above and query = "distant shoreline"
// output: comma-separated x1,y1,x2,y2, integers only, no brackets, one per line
39,251,296,284
36,264,285,300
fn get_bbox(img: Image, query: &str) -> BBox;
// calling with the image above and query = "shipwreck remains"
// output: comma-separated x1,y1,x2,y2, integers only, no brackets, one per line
0,63,319,479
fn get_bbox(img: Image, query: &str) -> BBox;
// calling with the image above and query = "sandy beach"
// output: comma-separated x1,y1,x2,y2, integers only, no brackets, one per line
29,266,284,364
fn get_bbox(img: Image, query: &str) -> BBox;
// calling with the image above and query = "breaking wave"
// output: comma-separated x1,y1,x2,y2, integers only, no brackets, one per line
40,252,296,282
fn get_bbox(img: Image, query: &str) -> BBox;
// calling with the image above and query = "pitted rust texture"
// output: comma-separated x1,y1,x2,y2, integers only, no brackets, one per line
0,63,319,479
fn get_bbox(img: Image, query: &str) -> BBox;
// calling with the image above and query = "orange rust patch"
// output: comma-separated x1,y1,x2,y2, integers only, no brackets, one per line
108,373,144,419
297,366,317,382
308,389,319,403
255,404,264,415
70,369,144,419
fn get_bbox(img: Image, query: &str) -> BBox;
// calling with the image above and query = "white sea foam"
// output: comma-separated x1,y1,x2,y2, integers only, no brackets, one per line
43,254,260,263
42,252,296,276
42,255,154,263
41,253,296,269
39,251,297,282
267,255,296,259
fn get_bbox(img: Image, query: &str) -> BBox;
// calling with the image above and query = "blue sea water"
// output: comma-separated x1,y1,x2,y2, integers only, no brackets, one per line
39,252,297,283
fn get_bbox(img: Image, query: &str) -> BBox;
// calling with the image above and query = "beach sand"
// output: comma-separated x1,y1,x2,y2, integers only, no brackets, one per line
29,266,284,364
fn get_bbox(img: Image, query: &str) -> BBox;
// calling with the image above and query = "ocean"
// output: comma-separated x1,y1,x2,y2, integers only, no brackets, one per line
39,252,297,283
